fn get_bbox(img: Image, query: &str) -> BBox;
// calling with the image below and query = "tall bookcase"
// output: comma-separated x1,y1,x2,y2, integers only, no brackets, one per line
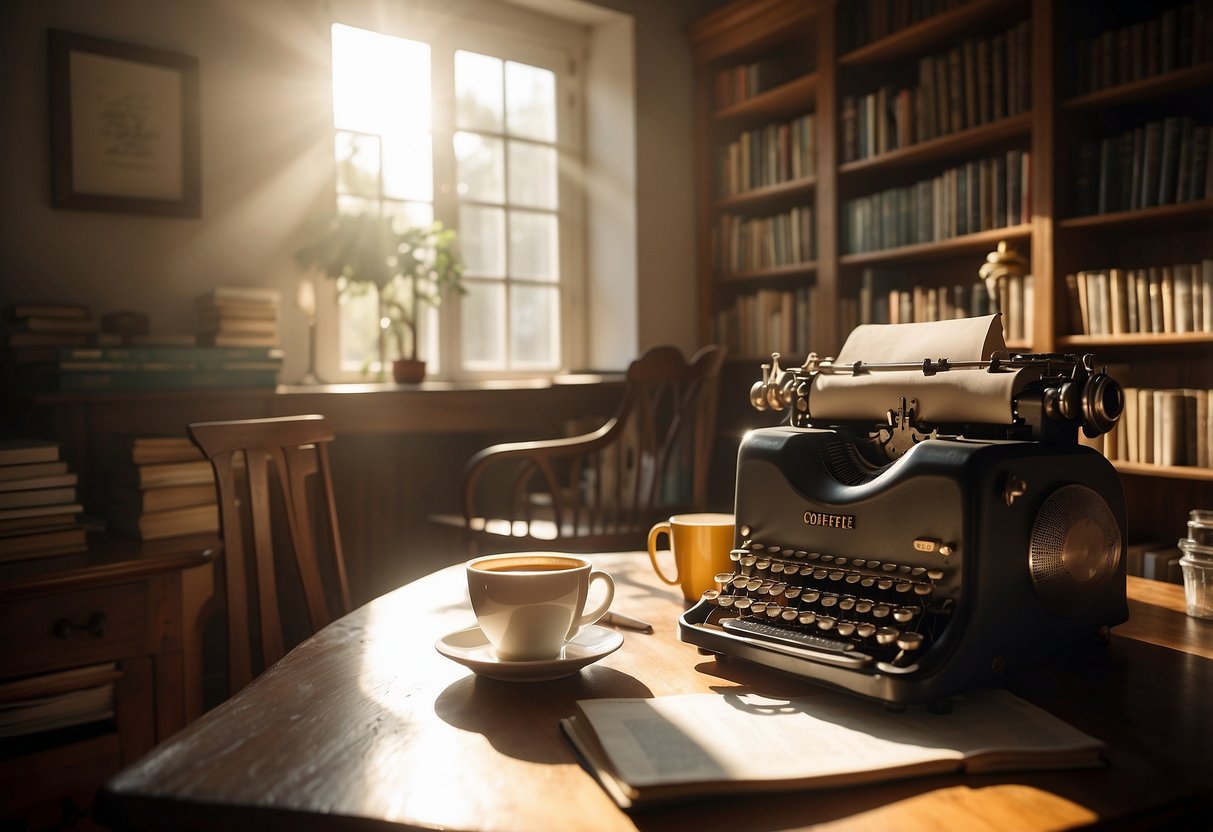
688,0,1213,544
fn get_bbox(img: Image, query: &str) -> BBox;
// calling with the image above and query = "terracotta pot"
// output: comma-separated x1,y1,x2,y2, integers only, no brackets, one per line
391,358,426,384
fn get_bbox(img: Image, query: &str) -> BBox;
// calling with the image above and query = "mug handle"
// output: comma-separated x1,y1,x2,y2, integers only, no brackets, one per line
647,521,681,586
571,570,615,637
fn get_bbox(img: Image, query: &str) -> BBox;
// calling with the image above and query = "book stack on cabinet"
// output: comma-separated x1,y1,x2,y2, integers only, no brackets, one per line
0,303,108,352
196,286,281,348
107,437,218,541
689,0,1213,542
0,439,86,562
7,344,283,393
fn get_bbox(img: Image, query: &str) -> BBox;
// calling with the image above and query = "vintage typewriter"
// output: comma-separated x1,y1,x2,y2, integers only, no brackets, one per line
679,313,1128,706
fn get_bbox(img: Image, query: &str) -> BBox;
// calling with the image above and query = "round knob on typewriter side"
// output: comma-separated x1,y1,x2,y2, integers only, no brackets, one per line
1081,367,1125,437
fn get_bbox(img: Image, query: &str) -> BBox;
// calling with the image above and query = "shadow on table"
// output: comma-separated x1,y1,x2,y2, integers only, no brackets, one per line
433,664,652,764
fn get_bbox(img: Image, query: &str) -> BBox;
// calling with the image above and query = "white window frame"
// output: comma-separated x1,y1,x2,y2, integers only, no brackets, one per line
324,4,588,382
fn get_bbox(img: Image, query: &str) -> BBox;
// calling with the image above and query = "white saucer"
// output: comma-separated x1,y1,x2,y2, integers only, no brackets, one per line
435,624,624,682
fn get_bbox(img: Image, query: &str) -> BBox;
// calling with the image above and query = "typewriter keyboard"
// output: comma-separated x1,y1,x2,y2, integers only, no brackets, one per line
700,543,954,670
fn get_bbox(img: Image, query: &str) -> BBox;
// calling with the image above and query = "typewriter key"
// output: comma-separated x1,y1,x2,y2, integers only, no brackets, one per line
893,607,915,623
927,568,944,581
856,623,876,638
881,563,898,572
877,579,894,590
784,586,802,600
872,604,891,618
816,616,836,631
717,595,736,609
766,605,783,619
828,570,845,581
875,627,899,645
798,612,816,625
899,565,912,574
731,576,749,591
845,573,862,584
838,597,856,611
836,621,857,637
750,601,768,616
806,552,822,561
911,567,926,576
913,583,932,596
702,590,720,605
865,560,880,569
781,608,799,622
812,568,828,580
860,577,876,588
895,582,912,593
802,590,821,603
755,558,771,573
794,550,808,559
769,562,785,574
798,566,814,577
716,573,735,592
734,597,753,613
746,578,763,592
819,594,838,608
897,632,924,651
855,600,873,614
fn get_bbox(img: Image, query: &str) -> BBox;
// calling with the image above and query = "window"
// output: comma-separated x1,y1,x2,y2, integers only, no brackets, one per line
329,18,583,379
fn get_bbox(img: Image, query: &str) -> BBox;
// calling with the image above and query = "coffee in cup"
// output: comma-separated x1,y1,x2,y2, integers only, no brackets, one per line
647,512,735,602
466,552,615,662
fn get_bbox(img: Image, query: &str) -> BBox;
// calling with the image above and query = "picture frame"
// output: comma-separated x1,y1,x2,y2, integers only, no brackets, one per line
48,29,200,217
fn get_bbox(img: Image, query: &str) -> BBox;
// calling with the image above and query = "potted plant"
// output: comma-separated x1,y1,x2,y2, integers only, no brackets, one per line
295,212,464,382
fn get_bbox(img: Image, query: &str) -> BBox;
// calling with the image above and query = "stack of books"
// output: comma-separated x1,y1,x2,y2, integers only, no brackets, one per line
2,303,99,351
196,287,281,348
858,269,1035,344
1064,260,1213,336
0,439,86,562
1085,386,1213,470
108,437,219,540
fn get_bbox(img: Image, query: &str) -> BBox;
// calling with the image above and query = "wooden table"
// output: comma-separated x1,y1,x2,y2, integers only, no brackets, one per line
95,557,1213,831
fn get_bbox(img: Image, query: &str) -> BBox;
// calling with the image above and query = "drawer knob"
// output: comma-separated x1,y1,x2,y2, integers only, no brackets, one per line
53,611,107,640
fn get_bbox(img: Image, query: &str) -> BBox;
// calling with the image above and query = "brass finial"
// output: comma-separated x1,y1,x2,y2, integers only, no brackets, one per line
978,240,1028,303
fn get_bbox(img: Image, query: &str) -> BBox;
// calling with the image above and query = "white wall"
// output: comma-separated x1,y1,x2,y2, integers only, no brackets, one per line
0,0,714,377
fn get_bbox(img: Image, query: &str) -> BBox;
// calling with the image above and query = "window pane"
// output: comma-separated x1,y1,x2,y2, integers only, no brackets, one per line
336,131,380,197
508,141,557,209
331,24,430,136
382,134,433,201
339,282,382,374
505,61,555,142
510,284,559,368
460,205,505,276
454,132,504,202
509,211,558,281
336,193,378,217
382,200,433,231
462,280,506,368
455,51,503,133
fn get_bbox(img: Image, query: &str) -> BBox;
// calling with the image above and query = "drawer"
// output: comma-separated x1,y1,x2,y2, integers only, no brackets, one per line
0,583,151,678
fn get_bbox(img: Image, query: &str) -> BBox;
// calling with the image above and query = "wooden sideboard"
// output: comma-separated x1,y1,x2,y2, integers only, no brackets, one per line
0,534,216,830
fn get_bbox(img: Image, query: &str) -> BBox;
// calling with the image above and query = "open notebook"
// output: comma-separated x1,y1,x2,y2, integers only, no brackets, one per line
561,687,1105,810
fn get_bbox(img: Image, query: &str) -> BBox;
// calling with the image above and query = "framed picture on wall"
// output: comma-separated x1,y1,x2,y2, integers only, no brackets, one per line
48,29,200,217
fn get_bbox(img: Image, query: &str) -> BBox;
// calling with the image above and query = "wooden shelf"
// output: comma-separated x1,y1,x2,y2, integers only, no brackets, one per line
839,113,1031,179
714,72,817,122
1058,201,1213,231
717,262,818,283
1062,63,1213,112
1113,461,1213,483
840,224,1032,267
713,177,816,211
838,0,1024,67
1057,333,1213,348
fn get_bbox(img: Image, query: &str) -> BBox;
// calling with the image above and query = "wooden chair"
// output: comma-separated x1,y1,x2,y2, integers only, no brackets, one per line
448,344,725,554
188,414,351,697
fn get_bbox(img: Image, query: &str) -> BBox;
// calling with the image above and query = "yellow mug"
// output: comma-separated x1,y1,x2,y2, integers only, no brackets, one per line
647,512,735,602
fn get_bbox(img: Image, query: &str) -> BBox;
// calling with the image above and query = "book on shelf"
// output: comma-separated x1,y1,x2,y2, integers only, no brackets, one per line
0,439,60,467
0,461,68,482
0,663,118,738
1075,118,1211,216
112,435,204,466
3,303,89,321
3,316,97,334
0,473,77,493
0,503,84,523
114,459,214,490
108,502,219,541
561,688,1105,810
0,511,80,534
0,525,88,562
1074,2,1209,95
111,482,216,513
1065,259,1213,336
1101,385,1211,468
196,286,282,306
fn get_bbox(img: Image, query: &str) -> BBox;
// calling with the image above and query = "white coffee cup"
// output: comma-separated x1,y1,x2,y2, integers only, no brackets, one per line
466,552,615,662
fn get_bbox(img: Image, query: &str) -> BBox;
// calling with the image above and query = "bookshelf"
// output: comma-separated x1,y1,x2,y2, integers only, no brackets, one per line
688,0,1213,543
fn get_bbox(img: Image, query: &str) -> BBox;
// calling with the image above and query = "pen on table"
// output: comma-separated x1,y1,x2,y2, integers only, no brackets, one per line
602,610,654,633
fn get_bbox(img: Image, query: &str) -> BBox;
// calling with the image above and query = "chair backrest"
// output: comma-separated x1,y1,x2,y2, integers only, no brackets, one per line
188,414,350,695
463,344,725,550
